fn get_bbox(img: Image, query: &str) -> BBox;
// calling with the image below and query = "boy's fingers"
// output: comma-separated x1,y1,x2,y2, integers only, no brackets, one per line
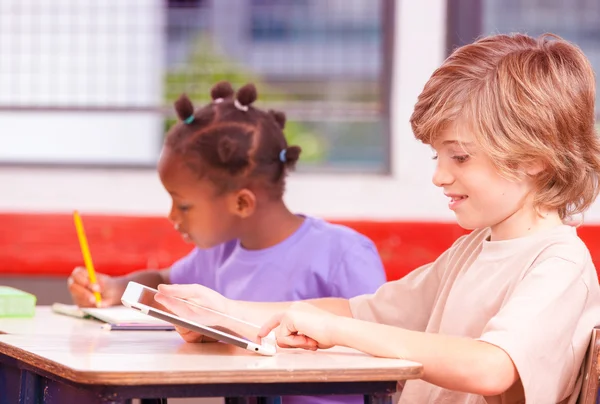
278,334,318,350
174,326,206,343
174,325,189,334
154,293,170,307
157,284,204,299
258,313,284,338
155,293,192,316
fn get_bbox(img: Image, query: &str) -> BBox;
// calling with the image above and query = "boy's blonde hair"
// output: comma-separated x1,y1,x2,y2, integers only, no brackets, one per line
410,33,600,219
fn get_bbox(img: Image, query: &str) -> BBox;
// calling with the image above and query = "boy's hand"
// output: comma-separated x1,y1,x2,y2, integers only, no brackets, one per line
155,284,234,344
156,283,230,315
172,325,218,343
258,302,338,350
67,267,124,308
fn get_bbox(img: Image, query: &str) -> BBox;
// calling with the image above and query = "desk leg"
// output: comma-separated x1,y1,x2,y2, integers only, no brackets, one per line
20,372,132,404
224,398,251,404
257,398,282,404
364,394,393,404
19,370,42,404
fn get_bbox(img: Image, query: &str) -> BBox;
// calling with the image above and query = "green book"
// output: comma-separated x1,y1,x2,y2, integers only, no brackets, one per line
0,286,36,318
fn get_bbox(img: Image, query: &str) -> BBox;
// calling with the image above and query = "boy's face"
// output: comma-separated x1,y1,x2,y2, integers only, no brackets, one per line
157,147,250,249
431,124,536,240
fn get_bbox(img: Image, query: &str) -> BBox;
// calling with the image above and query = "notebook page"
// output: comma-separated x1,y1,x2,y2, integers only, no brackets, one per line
82,306,171,325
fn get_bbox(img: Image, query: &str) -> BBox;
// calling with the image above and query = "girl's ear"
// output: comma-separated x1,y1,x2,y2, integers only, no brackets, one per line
227,188,256,218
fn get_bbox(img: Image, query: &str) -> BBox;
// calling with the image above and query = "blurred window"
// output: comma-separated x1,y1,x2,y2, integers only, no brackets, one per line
0,0,394,173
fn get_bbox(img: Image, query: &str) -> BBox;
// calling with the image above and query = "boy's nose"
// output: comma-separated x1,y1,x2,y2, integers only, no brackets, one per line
432,164,453,188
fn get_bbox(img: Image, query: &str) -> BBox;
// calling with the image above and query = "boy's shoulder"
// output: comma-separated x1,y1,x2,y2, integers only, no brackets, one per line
531,226,591,267
455,225,591,266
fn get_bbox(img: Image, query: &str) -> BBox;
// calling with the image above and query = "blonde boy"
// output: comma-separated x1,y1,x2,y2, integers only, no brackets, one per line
158,34,600,403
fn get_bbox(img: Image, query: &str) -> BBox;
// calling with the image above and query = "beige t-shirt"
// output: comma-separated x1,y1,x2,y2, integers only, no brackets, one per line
350,225,600,404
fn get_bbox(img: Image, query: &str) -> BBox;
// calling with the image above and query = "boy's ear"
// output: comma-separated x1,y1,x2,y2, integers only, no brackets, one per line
525,158,546,176
228,189,256,218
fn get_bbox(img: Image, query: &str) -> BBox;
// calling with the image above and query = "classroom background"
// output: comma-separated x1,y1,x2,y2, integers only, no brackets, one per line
1,0,600,304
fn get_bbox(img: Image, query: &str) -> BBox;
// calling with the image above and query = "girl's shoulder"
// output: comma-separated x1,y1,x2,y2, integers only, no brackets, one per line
301,216,378,251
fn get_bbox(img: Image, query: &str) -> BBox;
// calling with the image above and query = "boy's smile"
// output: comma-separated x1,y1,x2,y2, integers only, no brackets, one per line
445,193,468,210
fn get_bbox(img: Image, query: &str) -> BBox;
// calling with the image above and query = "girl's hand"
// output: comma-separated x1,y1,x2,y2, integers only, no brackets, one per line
257,302,338,350
67,267,123,308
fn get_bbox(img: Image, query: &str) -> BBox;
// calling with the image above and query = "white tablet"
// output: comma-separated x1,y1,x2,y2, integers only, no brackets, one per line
121,281,276,356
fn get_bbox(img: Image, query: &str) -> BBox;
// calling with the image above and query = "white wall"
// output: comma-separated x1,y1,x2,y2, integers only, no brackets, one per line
3,0,600,223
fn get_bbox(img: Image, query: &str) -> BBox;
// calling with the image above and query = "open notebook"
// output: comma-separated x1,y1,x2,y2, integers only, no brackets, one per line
51,303,175,331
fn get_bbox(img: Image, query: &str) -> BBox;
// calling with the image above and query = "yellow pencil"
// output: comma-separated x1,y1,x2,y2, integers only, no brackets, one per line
73,210,102,307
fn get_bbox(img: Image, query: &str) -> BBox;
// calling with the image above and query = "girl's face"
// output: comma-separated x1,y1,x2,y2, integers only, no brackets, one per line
157,147,252,249
431,124,543,241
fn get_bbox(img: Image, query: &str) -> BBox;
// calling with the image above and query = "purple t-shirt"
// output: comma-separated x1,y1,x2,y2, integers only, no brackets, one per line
169,215,386,404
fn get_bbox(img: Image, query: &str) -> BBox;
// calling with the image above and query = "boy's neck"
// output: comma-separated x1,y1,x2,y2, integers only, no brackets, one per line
489,208,563,241
238,201,305,250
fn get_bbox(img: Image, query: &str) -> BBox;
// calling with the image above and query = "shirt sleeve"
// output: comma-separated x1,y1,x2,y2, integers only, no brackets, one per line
349,242,456,331
328,236,387,298
168,248,207,285
478,256,590,403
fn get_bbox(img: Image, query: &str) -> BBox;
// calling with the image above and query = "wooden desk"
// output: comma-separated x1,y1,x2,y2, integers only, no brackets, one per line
0,307,423,403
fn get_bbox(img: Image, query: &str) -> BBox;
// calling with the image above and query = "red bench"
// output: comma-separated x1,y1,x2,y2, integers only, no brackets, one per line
1,213,599,281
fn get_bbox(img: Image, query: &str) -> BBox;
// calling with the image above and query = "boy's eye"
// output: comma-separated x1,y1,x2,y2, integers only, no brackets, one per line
452,155,470,163
178,205,191,212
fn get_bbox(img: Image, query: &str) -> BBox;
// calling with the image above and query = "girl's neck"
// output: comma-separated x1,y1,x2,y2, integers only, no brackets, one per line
238,201,305,250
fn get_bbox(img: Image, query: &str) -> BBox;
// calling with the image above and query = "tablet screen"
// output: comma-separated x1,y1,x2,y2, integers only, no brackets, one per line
136,286,262,344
